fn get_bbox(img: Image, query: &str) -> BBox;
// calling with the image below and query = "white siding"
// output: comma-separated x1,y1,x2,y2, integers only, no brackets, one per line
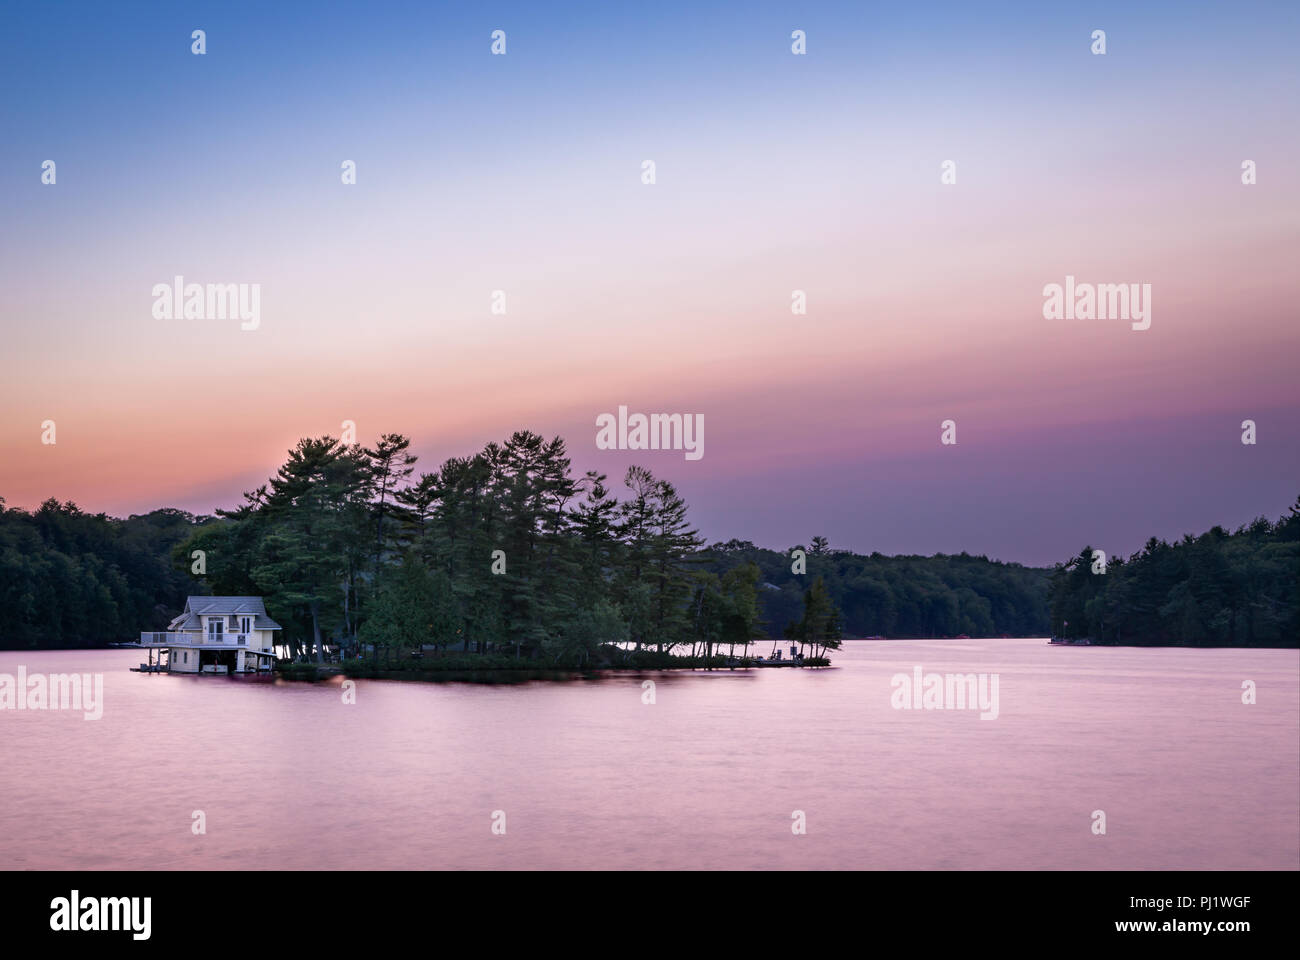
170,648,200,674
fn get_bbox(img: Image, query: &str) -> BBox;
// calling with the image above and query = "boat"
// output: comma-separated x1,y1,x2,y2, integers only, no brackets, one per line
1047,637,1092,645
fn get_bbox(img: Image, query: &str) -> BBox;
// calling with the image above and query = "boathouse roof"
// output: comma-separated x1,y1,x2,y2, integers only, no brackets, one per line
168,596,283,631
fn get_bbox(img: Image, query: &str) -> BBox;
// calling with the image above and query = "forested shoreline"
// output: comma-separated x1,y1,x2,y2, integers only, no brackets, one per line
1047,498,1300,646
0,435,1295,652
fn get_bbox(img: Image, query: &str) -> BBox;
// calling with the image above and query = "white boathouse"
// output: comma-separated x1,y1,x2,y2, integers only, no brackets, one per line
139,596,282,674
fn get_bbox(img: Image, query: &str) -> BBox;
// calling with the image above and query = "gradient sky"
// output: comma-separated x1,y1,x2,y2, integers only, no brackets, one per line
1,0,1297,566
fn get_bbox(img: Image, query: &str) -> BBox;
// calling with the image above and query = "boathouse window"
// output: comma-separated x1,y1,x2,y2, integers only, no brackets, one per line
207,618,224,640
240,616,251,635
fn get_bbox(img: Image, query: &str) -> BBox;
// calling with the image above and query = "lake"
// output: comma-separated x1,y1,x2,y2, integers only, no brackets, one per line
1,639,1296,869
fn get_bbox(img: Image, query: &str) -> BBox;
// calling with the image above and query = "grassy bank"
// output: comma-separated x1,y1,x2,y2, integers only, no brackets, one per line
276,649,832,682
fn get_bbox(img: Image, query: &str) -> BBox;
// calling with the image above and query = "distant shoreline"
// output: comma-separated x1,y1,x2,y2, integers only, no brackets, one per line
4,636,1297,653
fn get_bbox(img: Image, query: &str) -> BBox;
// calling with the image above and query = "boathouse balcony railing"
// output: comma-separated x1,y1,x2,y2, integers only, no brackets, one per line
139,632,250,646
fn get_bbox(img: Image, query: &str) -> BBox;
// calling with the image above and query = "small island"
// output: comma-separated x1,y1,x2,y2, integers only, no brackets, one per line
1,431,1295,663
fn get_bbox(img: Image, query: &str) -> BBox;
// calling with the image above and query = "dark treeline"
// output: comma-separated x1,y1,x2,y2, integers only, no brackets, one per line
178,431,769,665
1047,497,1300,646
3,443,1294,651
0,497,196,648
701,538,1050,639
0,432,1047,653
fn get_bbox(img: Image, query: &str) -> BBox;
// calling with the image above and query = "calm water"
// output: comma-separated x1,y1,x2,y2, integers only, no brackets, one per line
2,640,1297,869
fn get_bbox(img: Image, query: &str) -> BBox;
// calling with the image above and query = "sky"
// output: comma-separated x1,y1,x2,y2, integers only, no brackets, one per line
1,0,1297,566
